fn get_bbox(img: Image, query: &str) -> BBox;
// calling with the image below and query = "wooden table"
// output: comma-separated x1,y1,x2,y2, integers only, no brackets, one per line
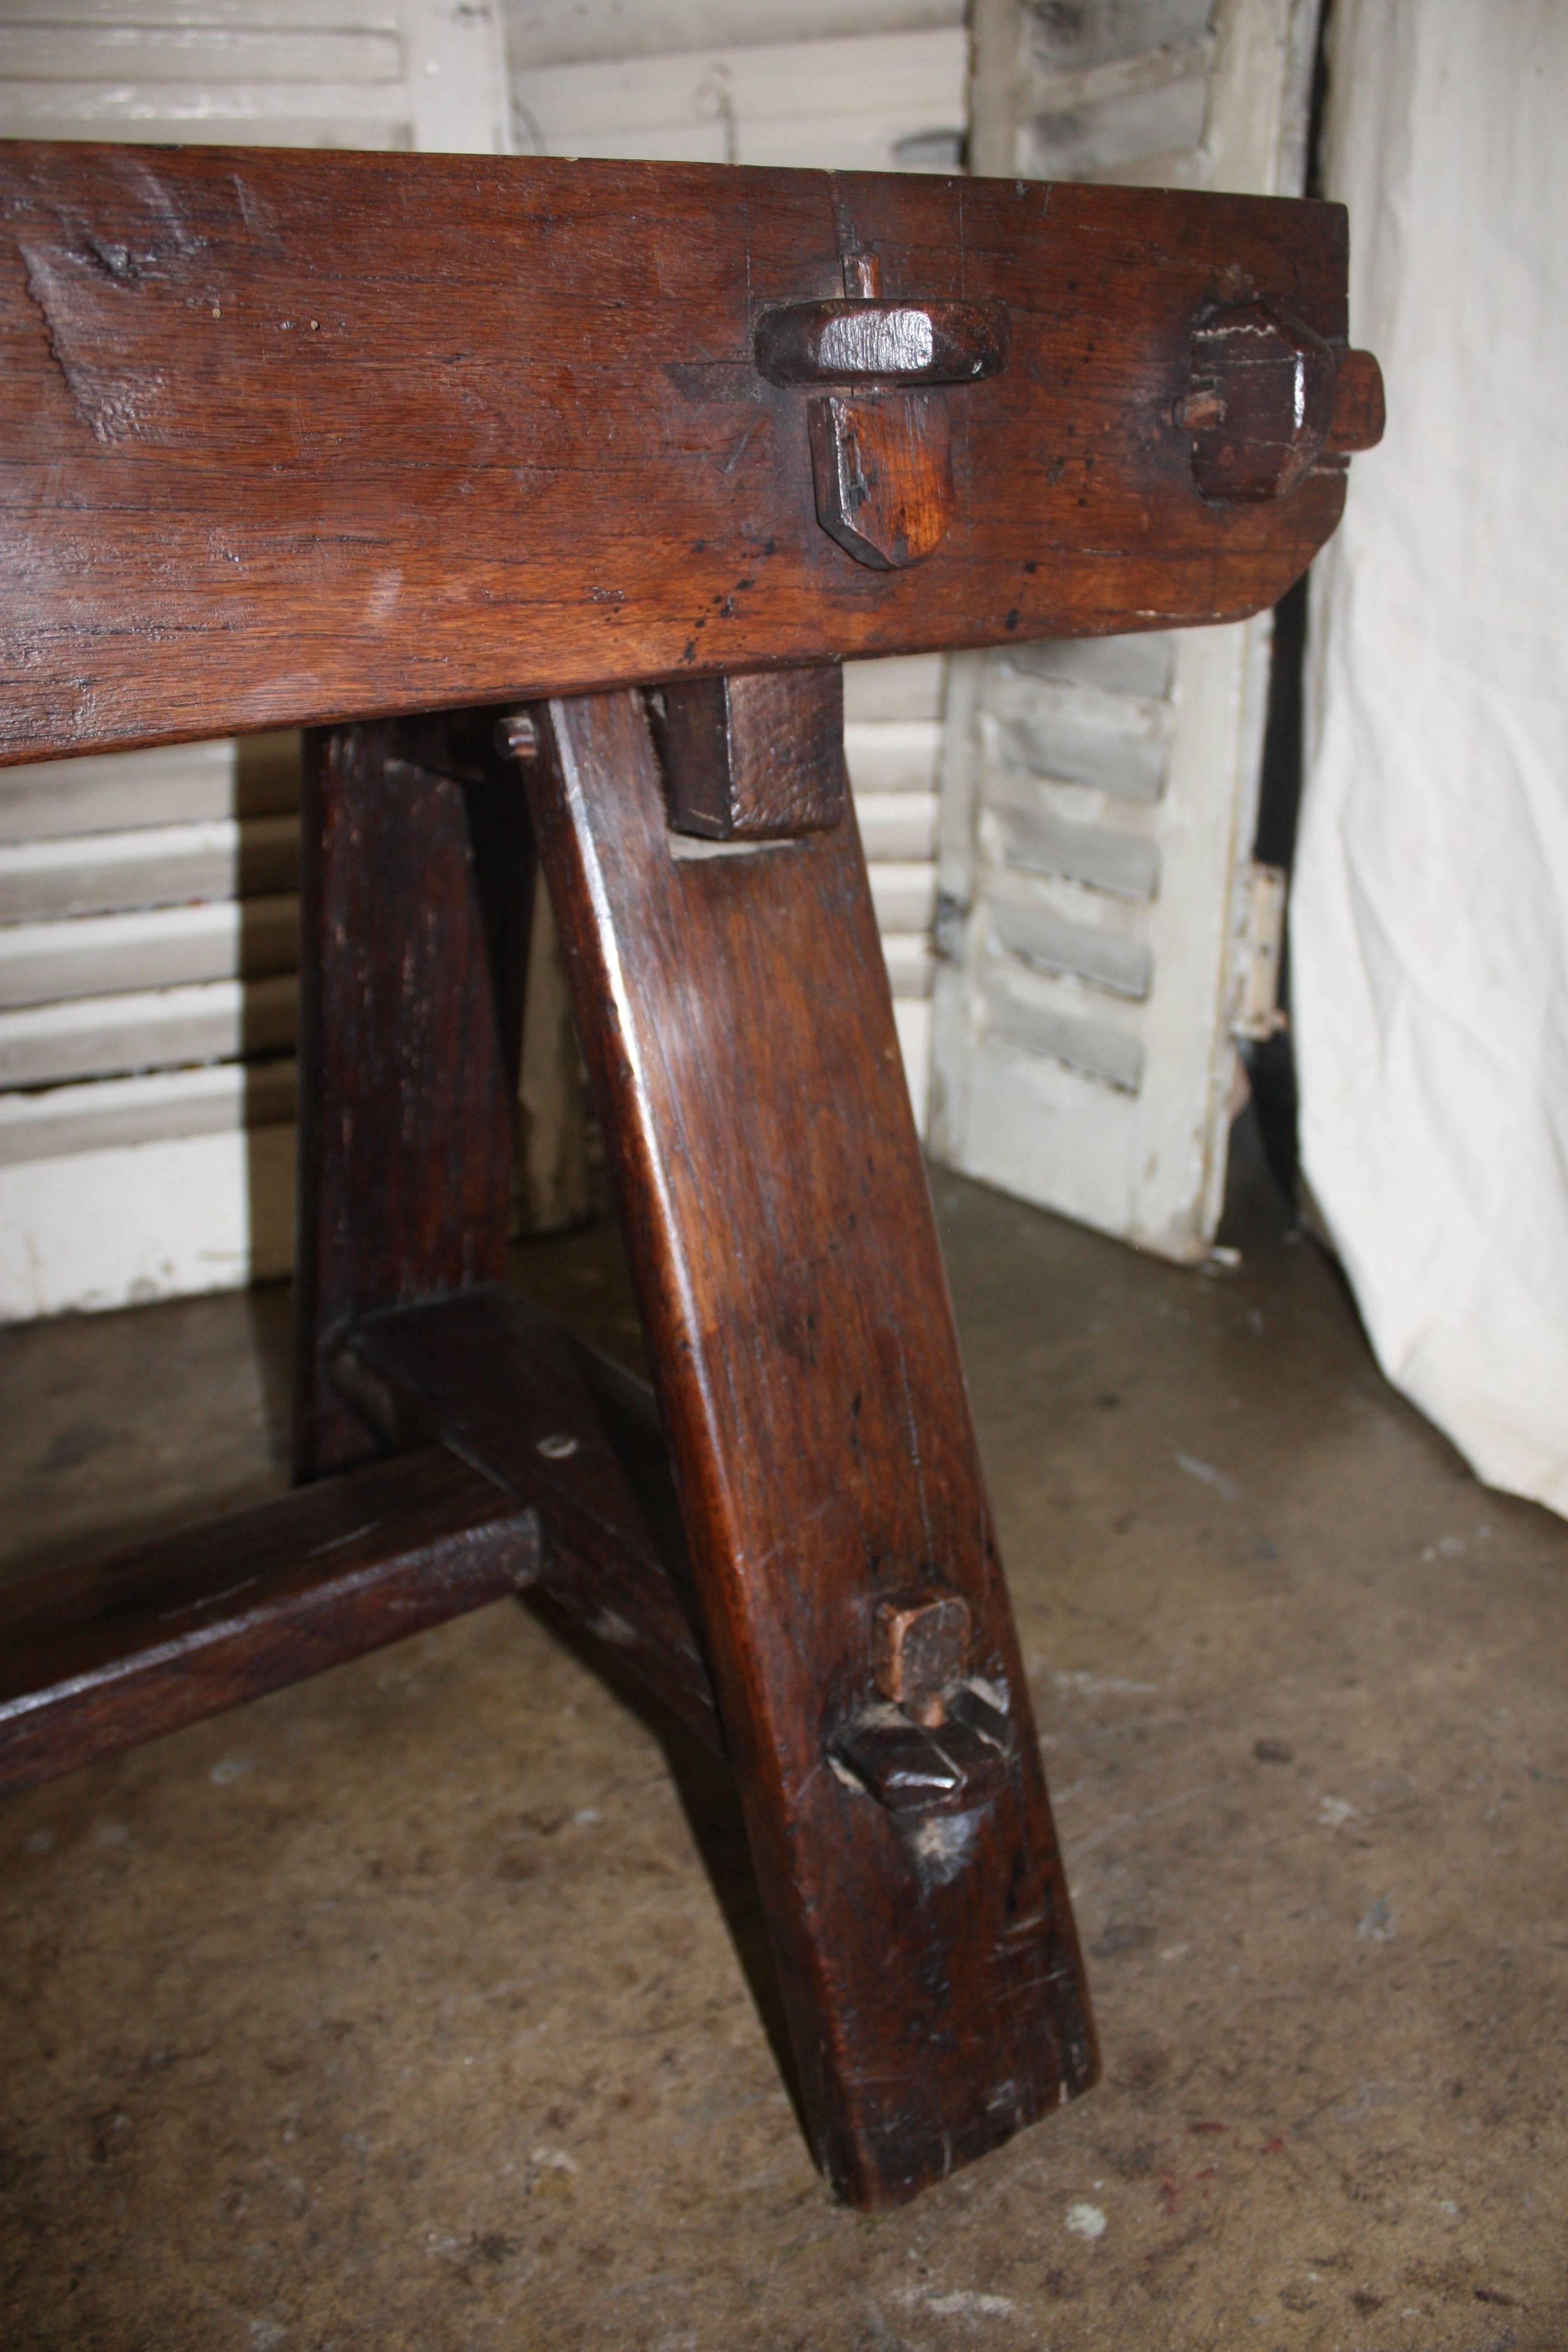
0,143,1380,2207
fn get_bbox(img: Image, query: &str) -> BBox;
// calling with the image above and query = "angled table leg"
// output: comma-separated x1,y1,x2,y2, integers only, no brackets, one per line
524,680,1096,2208
293,712,533,1479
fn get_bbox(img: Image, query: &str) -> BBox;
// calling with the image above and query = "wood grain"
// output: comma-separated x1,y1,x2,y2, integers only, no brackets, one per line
0,1448,535,1795
1180,301,1384,502
654,664,845,839
333,1286,721,1751
0,144,1369,764
1326,345,1385,456
293,714,531,1478
525,682,1096,2208
809,390,955,567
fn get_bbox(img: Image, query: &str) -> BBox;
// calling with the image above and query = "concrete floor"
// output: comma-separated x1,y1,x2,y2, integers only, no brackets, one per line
2,1120,1565,2350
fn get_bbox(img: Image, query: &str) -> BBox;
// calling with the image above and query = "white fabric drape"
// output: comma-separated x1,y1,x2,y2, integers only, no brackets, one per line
1294,0,1568,1514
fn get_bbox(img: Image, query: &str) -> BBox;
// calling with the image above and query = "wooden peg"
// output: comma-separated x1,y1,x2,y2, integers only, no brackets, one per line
755,296,1009,388
1179,300,1384,502
873,1593,972,1727
1324,346,1386,456
808,391,954,570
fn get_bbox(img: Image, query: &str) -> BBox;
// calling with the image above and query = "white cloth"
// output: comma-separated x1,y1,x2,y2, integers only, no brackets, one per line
1294,0,1568,1515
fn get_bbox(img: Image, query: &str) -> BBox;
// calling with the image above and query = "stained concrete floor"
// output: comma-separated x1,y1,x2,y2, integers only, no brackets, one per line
2,1120,1565,2351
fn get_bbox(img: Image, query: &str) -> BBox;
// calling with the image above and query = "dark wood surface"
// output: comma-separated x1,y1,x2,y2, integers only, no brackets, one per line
809,389,954,569
0,1448,536,1795
1182,297,1381,503
292,714,531,1479
525,682,1096,2208
0,144,1376,764
334,1287,721,1752
1324,345,1385,456
654,665,845,839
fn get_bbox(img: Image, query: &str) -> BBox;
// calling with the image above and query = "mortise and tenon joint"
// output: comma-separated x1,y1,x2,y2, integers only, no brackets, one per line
832,1591,1016,1815
759,251,1010,571
653,663,846,841
1177,297,1385,502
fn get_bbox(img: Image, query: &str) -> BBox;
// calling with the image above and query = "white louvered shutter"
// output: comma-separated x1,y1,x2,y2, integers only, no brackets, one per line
508,11,970,1135
929,0,1319,1259
0,3,511,1321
